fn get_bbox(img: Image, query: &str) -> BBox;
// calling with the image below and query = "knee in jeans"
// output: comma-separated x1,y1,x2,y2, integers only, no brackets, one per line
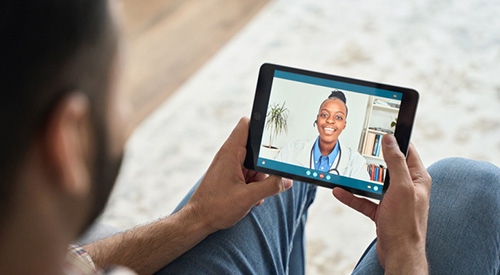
429,157,499,179
428,157,471,173
428,157,500,194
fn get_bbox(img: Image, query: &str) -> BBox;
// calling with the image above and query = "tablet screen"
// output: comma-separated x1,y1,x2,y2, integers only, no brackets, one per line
245,64,418,200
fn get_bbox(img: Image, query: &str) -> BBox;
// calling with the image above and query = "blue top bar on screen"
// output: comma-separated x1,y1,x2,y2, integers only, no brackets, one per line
274,70,402,100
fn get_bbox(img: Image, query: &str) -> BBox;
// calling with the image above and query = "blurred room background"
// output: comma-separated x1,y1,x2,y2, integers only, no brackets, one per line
101,0,500,273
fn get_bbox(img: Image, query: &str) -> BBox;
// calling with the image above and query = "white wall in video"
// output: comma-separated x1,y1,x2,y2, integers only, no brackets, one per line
261,77,368,156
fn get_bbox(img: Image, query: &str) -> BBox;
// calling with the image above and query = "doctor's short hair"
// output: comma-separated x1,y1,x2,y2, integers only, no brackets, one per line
319,90,349,117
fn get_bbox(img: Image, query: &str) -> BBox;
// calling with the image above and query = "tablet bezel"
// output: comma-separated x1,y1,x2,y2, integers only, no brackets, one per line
244,63,419,200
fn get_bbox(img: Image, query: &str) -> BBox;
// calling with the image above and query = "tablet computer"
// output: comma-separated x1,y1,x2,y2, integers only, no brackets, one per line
244,63,419,200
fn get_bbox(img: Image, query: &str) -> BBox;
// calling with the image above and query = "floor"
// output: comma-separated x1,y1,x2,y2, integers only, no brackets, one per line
120,0,269,125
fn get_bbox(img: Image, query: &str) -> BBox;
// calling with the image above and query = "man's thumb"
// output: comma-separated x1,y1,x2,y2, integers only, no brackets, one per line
382,134,411,185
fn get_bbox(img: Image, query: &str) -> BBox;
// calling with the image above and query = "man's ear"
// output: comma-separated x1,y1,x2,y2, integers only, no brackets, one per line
41,92,92,198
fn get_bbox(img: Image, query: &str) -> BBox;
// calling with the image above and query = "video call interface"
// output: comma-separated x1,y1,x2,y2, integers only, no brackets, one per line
257,70,403,195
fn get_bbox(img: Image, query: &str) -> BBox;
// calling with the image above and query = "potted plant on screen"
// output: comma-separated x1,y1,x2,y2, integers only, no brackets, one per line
261,102,289,159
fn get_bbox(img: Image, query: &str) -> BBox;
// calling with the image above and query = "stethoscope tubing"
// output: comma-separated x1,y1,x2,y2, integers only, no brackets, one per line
309,141,342,175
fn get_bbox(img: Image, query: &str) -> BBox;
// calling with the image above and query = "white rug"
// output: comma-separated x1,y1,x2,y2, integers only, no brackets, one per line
100,0,500,273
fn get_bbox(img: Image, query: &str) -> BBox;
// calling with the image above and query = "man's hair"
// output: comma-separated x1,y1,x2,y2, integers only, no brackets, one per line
0,1,116,219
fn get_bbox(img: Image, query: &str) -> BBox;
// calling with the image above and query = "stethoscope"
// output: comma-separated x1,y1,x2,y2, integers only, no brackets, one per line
309,141,342,175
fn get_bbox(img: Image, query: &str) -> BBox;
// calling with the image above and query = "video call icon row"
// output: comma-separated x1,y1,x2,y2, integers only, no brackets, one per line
305,170,379,191
305,170,331,180
261,160,380,193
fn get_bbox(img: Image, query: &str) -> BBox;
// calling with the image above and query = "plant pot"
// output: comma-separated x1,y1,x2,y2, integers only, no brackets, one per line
259,145,280,159
260,145,281,159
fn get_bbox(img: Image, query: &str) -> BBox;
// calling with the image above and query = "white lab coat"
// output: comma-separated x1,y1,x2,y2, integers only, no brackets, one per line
275,139,370,181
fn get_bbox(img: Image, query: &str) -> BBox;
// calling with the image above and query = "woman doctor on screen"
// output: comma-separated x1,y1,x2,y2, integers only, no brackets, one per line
275,90,370,181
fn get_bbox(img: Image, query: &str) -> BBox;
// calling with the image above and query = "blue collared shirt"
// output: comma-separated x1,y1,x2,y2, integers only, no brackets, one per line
313,136,340,172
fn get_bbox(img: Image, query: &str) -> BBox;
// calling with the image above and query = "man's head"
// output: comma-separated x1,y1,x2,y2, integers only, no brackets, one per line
0,0,129,238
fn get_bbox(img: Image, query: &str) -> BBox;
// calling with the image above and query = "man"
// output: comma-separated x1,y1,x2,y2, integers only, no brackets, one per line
1,1,499,274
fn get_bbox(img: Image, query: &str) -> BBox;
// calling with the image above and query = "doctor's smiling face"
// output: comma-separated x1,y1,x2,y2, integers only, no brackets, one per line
316,98,347,152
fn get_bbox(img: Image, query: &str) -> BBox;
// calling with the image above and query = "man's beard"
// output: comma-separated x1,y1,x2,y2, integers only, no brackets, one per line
79,118,124,236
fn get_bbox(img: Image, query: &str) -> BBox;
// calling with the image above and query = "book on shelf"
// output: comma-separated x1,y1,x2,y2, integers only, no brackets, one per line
366,164,386,183
372,134,381,156
363,132,384,158
363,132,376,155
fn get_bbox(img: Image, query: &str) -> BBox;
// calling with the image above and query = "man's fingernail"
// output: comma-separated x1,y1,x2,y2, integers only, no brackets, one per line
283,179,293,189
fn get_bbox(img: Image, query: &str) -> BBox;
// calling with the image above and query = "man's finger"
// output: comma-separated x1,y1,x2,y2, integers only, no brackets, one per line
333,188,378,221
225,117,250,148
252,172,268,183
243,167,269,185
246,175,292,203
406,143,427,176
381,135,412,187
406,143,432,191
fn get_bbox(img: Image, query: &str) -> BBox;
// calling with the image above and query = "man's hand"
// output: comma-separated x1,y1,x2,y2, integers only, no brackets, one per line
333,135,431,274
84,117,292,274
183,117,293,233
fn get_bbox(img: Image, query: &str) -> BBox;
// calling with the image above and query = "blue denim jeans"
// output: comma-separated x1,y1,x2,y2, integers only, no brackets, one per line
353,158,500,274
157,158,500,274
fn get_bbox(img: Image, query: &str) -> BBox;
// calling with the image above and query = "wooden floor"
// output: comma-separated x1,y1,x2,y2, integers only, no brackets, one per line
121,0,269,125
